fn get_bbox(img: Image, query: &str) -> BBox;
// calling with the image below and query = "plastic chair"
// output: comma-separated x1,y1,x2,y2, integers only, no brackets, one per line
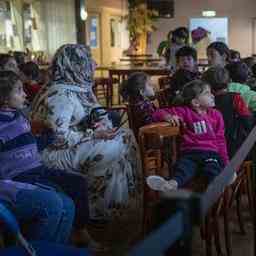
0,202,90,256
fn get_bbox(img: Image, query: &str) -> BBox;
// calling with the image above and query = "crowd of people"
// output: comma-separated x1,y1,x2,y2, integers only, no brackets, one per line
0,25,256,254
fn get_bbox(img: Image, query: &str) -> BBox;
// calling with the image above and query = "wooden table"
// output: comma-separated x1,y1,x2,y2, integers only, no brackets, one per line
119,57,162,66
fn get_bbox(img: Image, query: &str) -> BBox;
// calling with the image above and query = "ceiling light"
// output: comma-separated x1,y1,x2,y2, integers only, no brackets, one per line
202,10,216,17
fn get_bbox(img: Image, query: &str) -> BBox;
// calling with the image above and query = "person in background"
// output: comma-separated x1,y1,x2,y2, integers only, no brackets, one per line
226,61,256,112
19,61,42,102
13,51,26,67
202,66,252,158
165,27,189,70
120,71,156,138
151,80,229,191
0,54,20,74
229,49,241,63
207,41,230,68
157,30,172,59
168,46,200,101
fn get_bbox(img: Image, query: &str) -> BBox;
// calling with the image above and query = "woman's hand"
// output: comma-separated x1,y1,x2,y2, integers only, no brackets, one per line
164,114,181,126
93,129,117,140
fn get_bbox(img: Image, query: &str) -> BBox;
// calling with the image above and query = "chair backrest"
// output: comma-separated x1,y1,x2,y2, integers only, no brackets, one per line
138,123,180,234
93,77,112,107
155,88,171,108
138,123,180,177
158,76,171,90
126,103,139,140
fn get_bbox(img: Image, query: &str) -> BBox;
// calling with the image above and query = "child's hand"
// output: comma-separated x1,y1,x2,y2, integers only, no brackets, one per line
164,114,181,126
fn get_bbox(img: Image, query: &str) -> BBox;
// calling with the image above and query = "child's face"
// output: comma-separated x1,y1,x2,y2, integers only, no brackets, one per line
177,56,196,72
4,58,19,74
175,36,186,45
207,48,226,67
193,85,215,109
8,80,27,109
141,78,155,98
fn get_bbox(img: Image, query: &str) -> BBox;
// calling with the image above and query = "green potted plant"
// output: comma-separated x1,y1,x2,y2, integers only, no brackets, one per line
124,0,158,55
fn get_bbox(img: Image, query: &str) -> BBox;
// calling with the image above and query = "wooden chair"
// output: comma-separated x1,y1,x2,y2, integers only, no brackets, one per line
138,123,180,235
158,76,171,90
221,160,254,256
93,77,113,107
155,88,171,108
201,160,255,256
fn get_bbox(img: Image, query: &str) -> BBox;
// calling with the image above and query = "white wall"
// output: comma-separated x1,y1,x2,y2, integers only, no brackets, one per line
148,0,256,57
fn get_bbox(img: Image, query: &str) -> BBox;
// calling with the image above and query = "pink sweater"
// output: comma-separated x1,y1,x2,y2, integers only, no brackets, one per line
153,106,229,165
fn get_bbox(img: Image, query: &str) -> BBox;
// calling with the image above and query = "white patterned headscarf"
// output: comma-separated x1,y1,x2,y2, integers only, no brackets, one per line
30,44,100,123
50,44,97,104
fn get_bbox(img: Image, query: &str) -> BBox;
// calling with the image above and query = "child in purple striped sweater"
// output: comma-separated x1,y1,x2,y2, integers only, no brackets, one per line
0,71,94,245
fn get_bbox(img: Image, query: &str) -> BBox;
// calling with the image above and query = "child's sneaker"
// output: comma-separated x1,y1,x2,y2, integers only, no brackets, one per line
146,176,178,192
228,172,237,185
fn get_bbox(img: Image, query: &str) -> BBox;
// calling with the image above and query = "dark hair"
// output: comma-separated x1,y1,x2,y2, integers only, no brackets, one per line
19,61,40,81
13,51,26,66
202,67,229,91
225,61,249,83
177,80,209,106
172,27,189,44
170,69,199,94
120,72,148,101
0,54,15,69
175,46,197,61
251,63,256,77
0,71,20,106
207,41,230,61
242,57,255,69
229,49,240,61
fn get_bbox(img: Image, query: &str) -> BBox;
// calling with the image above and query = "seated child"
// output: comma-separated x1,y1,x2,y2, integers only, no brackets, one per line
0,71,94,245
202,66,252,158
207,41,230,68
0,54,20,74
151,80,229,191
19,61,42,102
226,61,256,112
168,46,200,101
229,49,241,63
120,72,156,137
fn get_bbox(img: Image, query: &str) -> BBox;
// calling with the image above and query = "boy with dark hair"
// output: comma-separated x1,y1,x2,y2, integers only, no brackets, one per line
168,46,200,101
175,46,198,71
202,66,252,158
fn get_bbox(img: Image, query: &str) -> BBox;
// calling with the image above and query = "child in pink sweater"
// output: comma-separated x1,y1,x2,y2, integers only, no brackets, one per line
150,80,229,190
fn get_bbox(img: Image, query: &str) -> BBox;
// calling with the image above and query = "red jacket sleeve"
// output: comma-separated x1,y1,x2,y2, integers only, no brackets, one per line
214,110,229,165
233,94,251,116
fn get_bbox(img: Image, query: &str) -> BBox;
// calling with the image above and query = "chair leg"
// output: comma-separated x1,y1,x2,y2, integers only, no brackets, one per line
204,215,212,256
245,176,255,220
223,199,232,256
213,216,224,256
236,189,246,235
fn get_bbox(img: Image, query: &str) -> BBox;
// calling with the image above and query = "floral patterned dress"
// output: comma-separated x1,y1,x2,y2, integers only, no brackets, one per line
31,44,143,249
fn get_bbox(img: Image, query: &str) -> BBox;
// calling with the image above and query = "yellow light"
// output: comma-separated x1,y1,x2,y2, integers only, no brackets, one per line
80,8,88,21
202,10,216,17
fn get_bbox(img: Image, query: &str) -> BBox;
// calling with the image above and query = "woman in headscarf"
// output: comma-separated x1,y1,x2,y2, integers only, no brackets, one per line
30,44,143,251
